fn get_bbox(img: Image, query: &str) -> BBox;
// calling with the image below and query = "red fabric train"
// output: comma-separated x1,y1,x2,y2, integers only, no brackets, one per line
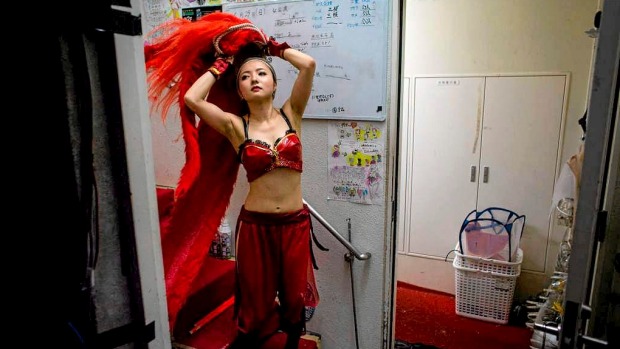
144,12,268,334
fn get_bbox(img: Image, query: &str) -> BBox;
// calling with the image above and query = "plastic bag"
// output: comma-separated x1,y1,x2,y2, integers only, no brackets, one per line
458,207,526,262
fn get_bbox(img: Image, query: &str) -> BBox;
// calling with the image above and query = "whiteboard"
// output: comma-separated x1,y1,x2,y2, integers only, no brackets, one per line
223,0,388,120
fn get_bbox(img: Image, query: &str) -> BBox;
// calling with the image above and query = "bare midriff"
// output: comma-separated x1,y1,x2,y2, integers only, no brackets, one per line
243,168,303,213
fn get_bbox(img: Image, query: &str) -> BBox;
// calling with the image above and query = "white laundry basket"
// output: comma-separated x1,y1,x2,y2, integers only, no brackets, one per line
453,246,522,324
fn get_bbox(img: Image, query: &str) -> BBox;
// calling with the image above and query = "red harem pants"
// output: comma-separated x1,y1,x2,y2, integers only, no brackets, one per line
234,204,319,340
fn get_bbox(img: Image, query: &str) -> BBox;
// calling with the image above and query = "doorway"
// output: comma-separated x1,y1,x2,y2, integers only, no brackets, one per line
394,0,601,347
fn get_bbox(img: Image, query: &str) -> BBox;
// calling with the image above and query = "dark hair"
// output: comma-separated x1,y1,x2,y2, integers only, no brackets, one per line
234,42,267,67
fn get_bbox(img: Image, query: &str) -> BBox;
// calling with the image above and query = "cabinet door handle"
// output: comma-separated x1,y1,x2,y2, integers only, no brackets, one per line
483,166,489,183
470,166,477,182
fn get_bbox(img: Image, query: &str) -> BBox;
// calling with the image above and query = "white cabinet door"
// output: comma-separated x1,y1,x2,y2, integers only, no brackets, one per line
408,77,485,257
478,75,566,272
405,75,566,270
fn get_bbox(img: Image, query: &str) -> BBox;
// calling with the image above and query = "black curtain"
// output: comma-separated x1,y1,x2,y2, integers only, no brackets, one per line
28,1,147,347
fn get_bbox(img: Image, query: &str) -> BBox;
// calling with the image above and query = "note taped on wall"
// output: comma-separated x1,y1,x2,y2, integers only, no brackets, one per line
223,0,389,120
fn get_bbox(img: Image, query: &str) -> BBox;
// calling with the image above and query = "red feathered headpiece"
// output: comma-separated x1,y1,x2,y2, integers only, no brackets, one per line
144,12,268,336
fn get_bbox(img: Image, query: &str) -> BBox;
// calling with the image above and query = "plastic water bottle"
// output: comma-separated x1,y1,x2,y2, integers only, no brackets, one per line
208,231,221,258
217,217,232,259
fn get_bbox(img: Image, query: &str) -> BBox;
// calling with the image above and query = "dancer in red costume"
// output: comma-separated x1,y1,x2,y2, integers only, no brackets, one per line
145,12,325,348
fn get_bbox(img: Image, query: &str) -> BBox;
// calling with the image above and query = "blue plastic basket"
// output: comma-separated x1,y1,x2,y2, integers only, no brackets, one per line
458,207,526,262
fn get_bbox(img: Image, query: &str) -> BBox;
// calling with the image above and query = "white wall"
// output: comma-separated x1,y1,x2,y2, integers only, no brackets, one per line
151,107,185,188
398,0,599,298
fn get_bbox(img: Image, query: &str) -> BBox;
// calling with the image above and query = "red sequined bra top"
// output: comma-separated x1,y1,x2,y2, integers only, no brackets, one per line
238,109,303,182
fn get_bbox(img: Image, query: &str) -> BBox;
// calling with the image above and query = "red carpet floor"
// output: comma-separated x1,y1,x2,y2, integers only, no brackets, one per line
174,306,318,349
395,282,532,349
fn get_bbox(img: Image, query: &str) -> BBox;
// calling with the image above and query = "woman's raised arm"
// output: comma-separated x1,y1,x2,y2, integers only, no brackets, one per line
184,57,239,141
269,40,316,121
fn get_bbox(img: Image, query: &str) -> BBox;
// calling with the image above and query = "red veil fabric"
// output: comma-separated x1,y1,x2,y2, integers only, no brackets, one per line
144,12,269,333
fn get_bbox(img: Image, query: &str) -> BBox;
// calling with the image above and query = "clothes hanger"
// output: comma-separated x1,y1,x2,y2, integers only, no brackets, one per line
578,111,587,141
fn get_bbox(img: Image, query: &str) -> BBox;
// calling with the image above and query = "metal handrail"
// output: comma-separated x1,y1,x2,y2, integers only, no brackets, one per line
303,199,372,261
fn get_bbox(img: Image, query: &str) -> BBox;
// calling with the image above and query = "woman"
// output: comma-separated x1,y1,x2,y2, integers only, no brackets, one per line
183,38,317,348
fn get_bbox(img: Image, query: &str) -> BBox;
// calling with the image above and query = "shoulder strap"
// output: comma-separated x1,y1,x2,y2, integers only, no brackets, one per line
240,115,249,139
280,108,295,132
237,116,250,163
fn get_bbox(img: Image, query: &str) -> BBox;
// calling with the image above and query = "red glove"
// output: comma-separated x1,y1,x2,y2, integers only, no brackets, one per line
266,37,291,58
208,57,232,80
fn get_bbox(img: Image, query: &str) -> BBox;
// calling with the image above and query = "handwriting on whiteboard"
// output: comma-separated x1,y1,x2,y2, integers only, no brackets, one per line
225,0,387,120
